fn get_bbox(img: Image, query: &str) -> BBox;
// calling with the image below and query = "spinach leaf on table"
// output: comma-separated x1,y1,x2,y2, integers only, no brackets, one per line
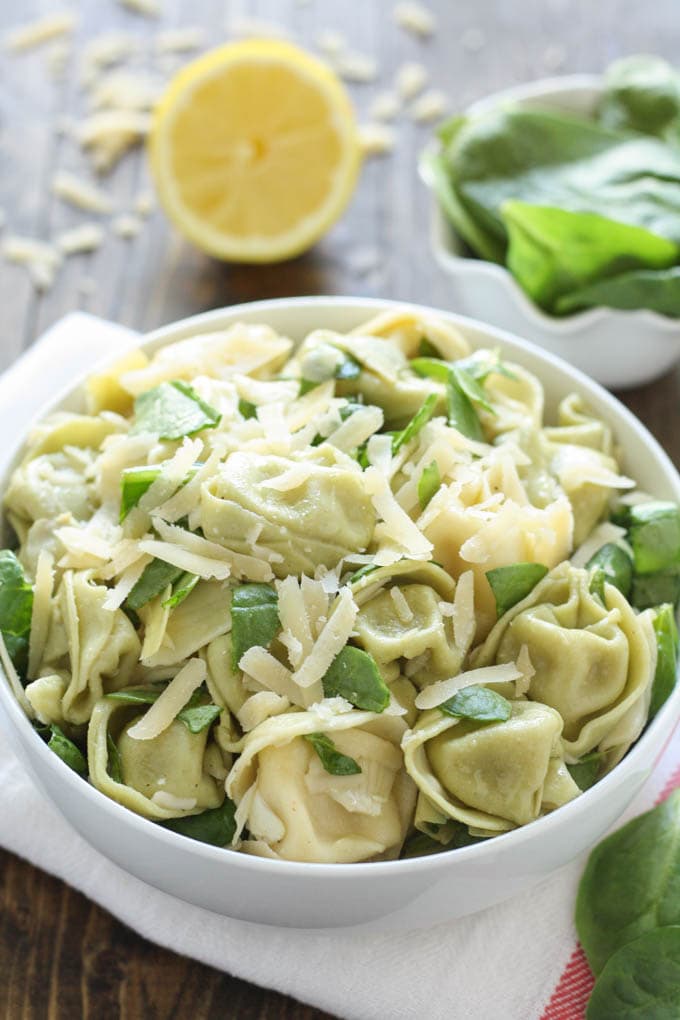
575,788,680,975
598,54,680,139
586,926,680,1020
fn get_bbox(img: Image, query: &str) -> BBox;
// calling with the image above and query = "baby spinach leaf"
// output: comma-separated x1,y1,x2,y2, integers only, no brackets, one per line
567,751,605,792
106,686,222,734
303,732,362,776
107,733,124,782
322,645,390,713
162,571,199,609
230,583,280,670
161,797,237,847
502,201,678,314
410,358,485,440
418,337,440,358
0,550,33,674
439,685,512,723
48,725,87,774
557,265,680,318
486,562,548,618
586,926,680,1020
418,461,441,510
400,832,447,858
349,564,381,584
631,569,680,610
454,351,516,382
589,568,606,604
391,394,438,454
628,501,680,574
576,789,680,975
586,543,633,599
599,54,680,139
126,558,185,611
650,604,679,720
131,380,221,440
177,703,222,734
120,465,160,520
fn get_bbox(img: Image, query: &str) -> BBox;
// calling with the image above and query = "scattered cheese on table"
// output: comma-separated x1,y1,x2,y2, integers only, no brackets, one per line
393,2,436,37
4,12,76,52
52,171,114,214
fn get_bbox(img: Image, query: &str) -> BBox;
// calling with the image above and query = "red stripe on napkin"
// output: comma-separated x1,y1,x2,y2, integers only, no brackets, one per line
540,762,680,1020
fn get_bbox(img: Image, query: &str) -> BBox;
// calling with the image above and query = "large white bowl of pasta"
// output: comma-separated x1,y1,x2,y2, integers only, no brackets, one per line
0,296,678,931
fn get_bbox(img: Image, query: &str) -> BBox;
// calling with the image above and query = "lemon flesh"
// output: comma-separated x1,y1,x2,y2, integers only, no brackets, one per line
149,40,361,263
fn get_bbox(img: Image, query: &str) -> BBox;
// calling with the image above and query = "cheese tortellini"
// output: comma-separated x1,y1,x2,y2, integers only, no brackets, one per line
1,307,673,864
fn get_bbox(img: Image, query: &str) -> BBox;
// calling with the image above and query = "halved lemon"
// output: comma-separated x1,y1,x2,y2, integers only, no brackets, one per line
148,39,361,263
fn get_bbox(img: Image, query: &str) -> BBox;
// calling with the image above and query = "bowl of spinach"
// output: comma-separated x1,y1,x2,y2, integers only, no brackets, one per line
424,56,680,389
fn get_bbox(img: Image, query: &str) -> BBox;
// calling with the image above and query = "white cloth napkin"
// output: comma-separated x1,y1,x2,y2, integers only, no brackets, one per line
0,313,677,1020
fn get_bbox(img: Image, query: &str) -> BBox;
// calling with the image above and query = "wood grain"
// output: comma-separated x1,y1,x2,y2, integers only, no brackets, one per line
1,1,680,1018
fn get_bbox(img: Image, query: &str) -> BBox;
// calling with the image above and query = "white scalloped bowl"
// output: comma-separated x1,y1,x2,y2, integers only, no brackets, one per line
424,74,680,390
0,297,679,931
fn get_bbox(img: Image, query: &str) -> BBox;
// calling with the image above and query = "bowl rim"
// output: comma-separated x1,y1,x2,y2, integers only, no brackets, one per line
424,72,680,336
2,294,679,880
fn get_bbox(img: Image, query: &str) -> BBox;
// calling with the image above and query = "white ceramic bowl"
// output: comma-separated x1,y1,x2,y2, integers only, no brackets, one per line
1,296,679,932
424,75,680,390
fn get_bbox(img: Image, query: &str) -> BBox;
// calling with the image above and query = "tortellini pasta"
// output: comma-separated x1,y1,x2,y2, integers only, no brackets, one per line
473,563,656,760
1,307,672,864
226,706,416,862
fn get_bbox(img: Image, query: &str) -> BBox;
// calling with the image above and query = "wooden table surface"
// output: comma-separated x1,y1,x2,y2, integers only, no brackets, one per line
1,1,679,1017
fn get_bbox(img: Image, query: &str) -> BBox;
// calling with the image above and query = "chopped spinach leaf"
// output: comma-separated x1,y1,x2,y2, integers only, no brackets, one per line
131,380,221,440
586,543,633,599
628,501,680,575
567,751,605,792
650,603,679,719
178,703,223,734
48,725,87,774
349,564,381,584
486,562,548,617
0,550,33,675
322,645,390,712
107,732,124,782
162,571,199,609
630,569,680,610
303,732,362,775
120,464,199,521
410,357,488,440
126,558,185,611
238,398,257,420
439,684,512,723
107,685,222,734
162,797,237,847
391,394,438,454
418,460,441,510
418,337,440,358
230,583,280,670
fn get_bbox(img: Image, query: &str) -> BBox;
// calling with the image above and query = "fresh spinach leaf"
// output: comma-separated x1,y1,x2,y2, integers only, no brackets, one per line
439,684,512,723
161,797,237,847
131,380,221,440
303,732,362,776
322,645,390,713
48,725,87,774
120,464,199,521
567,751,605,792
418,337,440,358
349,564,381,584
586,926,680,1020
162,571,199,609
486,562,548,617
107,732,124,782
628,501,680,574
589,568,606,603
557,264,680,317
126,558,185,611
230,583,280,670
502,200,677,314
575,788,680,975
631,569,680,610
391,394,438,454
400,832,447,858
598,54,680,139
107,685,222,734
106,687,161,706
586,543,633,599
0,550,33,673
650,604,679,720
177,703,223,734
418,461,441,510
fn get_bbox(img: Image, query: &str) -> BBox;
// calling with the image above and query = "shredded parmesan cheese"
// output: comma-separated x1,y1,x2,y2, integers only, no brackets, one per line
393,2,436,37
364,466,433,560
0,632,34,718
128,658,206,741
359,123,396,157
151,791,197,810
390,586,414,624
2,235,62,291
155,27,205,53
77,110,151,173
515,645,535,697
415,663,523,710
56,224,105,255
237,691,290,731
325,406,384,453
369,91,401,121
451,570,475,654
571,522,628,568
138,539,231,581
52,171,114,214
5,12,76,52
118,0,160,16
409,89,448,123
292,587,358,689
395,61,428,100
